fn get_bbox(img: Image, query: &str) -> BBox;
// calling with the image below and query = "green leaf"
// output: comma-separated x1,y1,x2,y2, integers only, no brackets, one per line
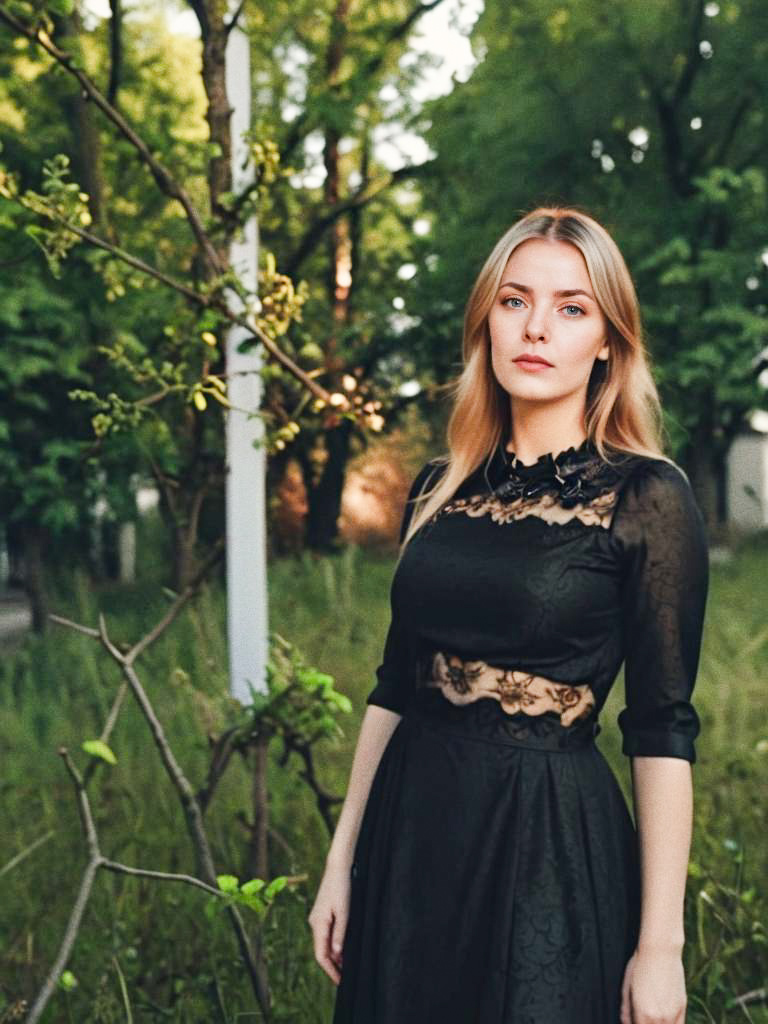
264,875,288,900
58,970,78,991
81,739,117,765
240,878,265,898
216,874,239,894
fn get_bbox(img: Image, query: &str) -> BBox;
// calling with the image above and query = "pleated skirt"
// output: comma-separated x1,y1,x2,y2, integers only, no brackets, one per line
332,688,640,1024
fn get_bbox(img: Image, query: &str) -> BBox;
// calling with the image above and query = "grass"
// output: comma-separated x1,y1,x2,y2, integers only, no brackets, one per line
0,526,766,1022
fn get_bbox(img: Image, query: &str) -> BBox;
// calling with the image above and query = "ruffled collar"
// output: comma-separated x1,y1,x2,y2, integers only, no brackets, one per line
483,435,623,509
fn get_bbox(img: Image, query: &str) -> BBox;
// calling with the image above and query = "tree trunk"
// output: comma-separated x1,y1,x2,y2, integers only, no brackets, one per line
305,417,354,551
684,437,720,540
244,734,270,882
20,523,49,634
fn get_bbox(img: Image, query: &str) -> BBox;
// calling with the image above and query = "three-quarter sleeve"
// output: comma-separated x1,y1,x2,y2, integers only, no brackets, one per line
612,459,710,763
365,459,442,714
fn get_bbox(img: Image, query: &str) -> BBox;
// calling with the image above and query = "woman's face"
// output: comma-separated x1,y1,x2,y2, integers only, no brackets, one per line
487,238,609,406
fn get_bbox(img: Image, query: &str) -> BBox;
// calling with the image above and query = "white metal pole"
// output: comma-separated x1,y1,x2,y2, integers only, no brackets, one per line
224,18,268,704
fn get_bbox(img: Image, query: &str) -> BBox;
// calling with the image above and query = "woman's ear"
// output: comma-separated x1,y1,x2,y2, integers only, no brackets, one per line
596,340,610,362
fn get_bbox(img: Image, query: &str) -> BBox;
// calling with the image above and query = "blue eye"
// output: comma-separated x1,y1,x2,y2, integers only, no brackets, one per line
563,304,585,316
501,296,524,308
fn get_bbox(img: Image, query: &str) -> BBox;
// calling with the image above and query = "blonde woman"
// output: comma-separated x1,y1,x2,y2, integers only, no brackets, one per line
309,207,710,1024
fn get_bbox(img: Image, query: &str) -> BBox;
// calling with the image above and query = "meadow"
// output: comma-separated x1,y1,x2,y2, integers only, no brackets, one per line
1,520,766,1022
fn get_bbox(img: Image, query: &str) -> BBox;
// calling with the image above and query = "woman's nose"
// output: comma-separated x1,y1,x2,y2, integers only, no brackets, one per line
524,309,548,342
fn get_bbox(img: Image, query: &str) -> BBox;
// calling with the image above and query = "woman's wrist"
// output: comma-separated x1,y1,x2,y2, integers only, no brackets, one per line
635,934,685,957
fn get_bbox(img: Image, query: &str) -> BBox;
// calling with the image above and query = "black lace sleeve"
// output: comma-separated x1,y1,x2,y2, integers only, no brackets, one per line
365,459,443,714
611,459,710,763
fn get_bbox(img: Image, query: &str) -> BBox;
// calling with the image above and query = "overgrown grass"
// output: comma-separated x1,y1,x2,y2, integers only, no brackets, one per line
0,531,766,1022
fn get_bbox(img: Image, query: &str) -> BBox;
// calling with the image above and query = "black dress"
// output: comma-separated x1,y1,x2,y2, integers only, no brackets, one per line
332,436,710,1024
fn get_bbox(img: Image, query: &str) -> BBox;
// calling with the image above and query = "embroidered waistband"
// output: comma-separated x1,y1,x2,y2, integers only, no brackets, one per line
423,650,596,727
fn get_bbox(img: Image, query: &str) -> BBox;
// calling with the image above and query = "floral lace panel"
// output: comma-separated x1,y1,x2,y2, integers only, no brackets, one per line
433,487,619,529
425,651,596,726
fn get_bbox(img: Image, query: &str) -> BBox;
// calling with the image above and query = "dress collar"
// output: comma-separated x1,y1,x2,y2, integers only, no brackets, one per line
497,435,598,479
483,434,615,509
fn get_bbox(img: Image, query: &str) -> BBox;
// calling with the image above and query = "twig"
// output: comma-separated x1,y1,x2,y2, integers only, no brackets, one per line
100,860,225,898
47,614,99,638
126,537,224,664
0,830,54,879
26,748,275,1023
49,600,271,1018
25,751,101,1024
733,988,767,1008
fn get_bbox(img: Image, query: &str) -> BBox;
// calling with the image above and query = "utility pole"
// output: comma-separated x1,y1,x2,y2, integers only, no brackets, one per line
225,17,268,704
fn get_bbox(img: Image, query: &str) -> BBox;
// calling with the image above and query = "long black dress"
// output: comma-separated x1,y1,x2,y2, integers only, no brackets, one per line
332,436,710,1024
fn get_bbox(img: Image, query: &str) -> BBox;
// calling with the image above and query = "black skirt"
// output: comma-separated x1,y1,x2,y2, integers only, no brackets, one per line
332,689,640,1024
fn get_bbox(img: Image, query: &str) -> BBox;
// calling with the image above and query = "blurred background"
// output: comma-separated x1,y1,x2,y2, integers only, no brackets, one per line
1,0,767,1020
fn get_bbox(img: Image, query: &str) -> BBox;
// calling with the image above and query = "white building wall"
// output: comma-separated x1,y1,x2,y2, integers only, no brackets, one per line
726,433,768,529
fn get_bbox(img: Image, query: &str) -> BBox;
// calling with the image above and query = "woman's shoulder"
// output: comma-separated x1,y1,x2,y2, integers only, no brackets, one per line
615,452,694,499
407,455,449,495
610,451,706,544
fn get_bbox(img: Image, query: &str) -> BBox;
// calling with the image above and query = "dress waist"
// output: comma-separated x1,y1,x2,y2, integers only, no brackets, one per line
407,651,600,752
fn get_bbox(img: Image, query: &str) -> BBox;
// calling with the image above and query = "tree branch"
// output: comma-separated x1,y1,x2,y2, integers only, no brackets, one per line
17,210,340,407
285,160,432,276
49,611,271,1016
0,4,222,275
25,750,102,1024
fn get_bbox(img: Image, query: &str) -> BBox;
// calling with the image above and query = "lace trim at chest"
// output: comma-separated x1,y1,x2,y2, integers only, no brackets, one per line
431,486,620,529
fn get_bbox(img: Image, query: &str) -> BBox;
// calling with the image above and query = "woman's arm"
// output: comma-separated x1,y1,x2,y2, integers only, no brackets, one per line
621,755,693,1024
326,704,402,869
633,756,693,951
610,461,709,1022
309,704,402,985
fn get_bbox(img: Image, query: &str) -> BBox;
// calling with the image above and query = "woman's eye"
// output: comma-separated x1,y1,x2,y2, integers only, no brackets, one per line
501,296,524,308
563,304,585,316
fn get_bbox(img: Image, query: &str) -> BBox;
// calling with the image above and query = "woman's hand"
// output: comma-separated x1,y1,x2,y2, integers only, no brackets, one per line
620,948,687,1024
308,857,352,986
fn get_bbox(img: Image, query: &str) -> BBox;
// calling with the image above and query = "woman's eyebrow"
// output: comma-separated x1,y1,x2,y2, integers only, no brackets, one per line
499,280,595,300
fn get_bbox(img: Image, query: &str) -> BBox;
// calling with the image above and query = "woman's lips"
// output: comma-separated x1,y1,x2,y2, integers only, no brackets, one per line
513,357,553,372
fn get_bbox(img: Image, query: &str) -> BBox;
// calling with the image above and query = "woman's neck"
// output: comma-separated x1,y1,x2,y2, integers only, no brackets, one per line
506,408,588,468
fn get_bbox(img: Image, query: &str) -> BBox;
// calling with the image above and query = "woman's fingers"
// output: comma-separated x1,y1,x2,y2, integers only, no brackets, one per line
308,862,351,987
330,907,348,966
310,910,341,985
620,952,634,1024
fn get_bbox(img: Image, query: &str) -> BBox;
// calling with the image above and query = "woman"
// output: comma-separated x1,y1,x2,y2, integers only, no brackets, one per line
309,206,710,1024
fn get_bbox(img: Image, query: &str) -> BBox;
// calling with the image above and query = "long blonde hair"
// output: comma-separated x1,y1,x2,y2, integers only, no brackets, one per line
400,205,673,551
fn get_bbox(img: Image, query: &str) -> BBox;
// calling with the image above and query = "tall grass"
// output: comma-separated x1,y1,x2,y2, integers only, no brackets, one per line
0,532,766,1022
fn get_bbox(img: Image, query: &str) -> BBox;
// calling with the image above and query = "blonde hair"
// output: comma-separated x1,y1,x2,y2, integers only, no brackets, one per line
400,205,674,551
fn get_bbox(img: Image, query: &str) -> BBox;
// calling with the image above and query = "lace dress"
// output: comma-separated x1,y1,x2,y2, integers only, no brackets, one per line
332,437,710,1024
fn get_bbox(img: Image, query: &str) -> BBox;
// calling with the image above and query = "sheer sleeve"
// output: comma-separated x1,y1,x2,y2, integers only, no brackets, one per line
611,459,710,763
365,459,443,714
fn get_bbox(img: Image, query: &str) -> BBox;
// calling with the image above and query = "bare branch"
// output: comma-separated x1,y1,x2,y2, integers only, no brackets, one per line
25,857,99,1023
25,749,102,1024
48,614,100,638
59,748,100,858
100,859,225,898
0,830,54,879
224,0,245,36
126,537,224,664
45,611,271,1012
